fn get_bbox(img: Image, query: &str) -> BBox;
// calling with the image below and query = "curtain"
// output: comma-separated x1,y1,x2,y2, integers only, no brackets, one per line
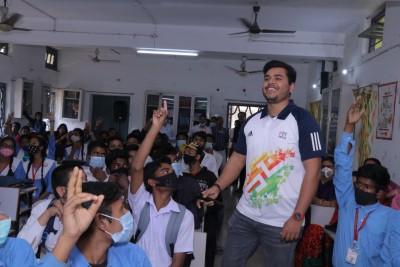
309,101,321,125
353,85,377,166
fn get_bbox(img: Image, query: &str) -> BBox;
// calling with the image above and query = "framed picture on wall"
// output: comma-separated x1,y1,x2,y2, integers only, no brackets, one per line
61,89,83,120
376,82,397,140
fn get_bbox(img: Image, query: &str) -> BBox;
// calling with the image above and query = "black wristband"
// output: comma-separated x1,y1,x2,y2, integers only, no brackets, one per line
213,183,223,192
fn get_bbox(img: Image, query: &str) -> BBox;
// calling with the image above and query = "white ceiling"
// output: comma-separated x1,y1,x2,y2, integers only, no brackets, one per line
1,0,387,61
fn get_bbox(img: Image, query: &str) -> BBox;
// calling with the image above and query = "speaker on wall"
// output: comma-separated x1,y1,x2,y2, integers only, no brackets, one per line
113,101,128,122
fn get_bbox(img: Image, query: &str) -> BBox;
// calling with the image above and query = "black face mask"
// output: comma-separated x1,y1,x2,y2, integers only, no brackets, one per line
154,172,179,189
28,144,40,154
354,187,378,206
183,154,196,165
110,167,129,176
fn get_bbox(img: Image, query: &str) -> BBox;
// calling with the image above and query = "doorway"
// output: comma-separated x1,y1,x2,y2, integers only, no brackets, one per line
227,103,264,129
91,94,130,139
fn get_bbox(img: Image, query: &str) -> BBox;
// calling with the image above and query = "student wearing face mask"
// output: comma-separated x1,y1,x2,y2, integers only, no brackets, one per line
0,136,25,179
83,141,108,182
37,168,150,267
313,156,337,208
129,101,194,267
18,164,86,255
0,211,37,267
23,135,57,202
65,128,86,161
188,114,212,137
332,96,393,267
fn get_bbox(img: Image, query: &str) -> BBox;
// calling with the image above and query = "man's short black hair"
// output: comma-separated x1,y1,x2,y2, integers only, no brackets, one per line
80,182,124,239
143,157,171,193
322,156,335,165
356,164,390,191
363,157,382,166
192,131,207,142
51,164,82,199
87,140,107,154
151,142,177,161
105,149,128,168
263,60,297,85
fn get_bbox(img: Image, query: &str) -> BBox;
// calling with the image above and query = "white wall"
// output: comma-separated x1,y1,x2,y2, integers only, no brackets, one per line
0,44,310,135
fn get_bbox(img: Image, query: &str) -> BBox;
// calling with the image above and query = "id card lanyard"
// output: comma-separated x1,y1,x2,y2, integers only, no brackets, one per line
353,208,373,248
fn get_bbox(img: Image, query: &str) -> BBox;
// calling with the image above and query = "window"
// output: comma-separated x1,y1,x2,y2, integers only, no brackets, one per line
358,9,385,53
62,89,82,120
0,44,8,55
45,46,58,71
321,88,341,156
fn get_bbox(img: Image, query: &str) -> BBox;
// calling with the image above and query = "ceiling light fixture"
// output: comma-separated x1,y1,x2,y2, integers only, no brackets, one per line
342,68,354,75
312,84,317,89
137,48,198,57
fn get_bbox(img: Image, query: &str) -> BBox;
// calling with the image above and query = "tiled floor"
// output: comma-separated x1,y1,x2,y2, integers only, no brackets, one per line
214,186,264,267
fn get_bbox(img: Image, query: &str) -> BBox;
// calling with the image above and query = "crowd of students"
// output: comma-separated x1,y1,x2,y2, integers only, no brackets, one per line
0,101,225,267
1,92,400,267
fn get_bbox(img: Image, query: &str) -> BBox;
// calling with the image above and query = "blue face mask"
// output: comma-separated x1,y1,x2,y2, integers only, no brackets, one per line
102,212,134,243
0,217,11,245
176,140,186,148
171,162,182,176
205,142,213,149
89,156,105,169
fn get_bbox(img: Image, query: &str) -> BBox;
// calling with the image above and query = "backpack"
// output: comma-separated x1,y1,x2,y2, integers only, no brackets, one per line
134,202,186,257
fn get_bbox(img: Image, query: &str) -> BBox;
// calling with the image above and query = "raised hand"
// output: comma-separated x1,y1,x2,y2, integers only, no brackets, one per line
61,167,104,240
47,112,54,121
95,117,103,128
347,96,365,124
6,112,14,124
151,100,168,128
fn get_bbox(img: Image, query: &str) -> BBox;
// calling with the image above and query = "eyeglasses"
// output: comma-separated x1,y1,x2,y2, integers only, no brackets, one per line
354,180,376,191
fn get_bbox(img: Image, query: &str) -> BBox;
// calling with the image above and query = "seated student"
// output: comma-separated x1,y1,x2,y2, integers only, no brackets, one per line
125,144,139,167
205,134,223,171
126,130,143,146
15,134,31,162
18,164,85,255
84,140,108,182
38,168,151,267
65,128,87,161
175,131,188,153
333,96,393,267
182,141,222,267
23,135,57,202
108,136,124,151
0,212,36,267
180,131,219,177
129,101,195,267
105,149,130,197
0,136,25,179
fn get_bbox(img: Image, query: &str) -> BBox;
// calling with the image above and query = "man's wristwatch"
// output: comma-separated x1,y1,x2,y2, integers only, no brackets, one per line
292,212,305,221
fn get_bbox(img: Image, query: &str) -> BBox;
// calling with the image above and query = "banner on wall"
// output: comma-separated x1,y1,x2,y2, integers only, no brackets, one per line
376,82,397,140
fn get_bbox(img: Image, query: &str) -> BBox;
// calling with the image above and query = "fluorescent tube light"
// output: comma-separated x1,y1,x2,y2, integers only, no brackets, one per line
137,48,198,57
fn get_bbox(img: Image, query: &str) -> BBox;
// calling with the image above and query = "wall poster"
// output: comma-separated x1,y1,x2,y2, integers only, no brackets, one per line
376,82,397,140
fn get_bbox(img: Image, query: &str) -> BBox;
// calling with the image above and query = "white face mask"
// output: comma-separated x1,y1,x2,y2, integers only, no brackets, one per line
321,167,334,178
71,135,81,143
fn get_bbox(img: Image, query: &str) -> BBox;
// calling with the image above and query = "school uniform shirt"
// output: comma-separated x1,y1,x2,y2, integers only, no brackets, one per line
0,237,36,267
64,143,88,161
38,243,151,267
333,131,393,267
83,165,109,182
16,146,30,163
23,158,57,199
0,157,25,179
234,100,325,227
18,198,63,254
128,184,194,267
382,211,400,267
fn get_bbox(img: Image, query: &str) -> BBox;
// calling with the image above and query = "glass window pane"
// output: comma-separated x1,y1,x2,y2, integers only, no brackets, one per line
162,95,175,124
178,96,192,133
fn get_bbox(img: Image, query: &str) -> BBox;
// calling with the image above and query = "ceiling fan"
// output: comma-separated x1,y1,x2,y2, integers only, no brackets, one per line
230,5,296,35
0,0,31,32
91,48,120,63
226,56,264,76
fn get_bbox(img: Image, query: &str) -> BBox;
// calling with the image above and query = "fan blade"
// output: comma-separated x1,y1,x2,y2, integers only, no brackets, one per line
5,13,21,27
229,30,250,35
247,70,263,74
226,66,240,72
261,29,296,34
239,18,253,29
12,27,31,31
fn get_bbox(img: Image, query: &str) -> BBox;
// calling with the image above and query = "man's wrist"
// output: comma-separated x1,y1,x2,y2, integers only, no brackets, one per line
292,212,305,221
213,183,223,192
